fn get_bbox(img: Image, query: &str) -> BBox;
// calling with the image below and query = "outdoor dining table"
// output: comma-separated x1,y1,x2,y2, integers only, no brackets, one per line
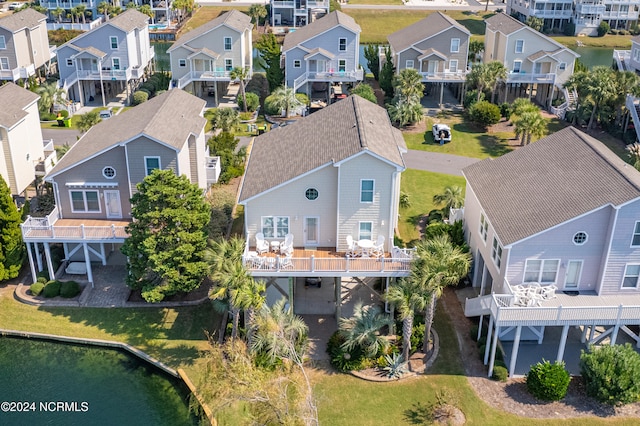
357,239,374,257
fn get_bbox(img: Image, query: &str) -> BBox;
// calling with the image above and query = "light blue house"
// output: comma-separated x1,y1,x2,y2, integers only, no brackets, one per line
463,126,640,377
56,9,154,106
282,11,362,100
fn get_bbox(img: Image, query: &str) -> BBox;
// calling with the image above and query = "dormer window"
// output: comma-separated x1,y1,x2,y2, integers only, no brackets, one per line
224,37,232,51
110,36,118,49
339,38,347,51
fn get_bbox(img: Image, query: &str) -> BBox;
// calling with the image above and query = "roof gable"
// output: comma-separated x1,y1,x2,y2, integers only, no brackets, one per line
168,10,251,53
59,9,148,50
388,12,469,55
463,127,640,246
0,82,39,129
282,11,361,52
239,95,406,202
0,8,46,33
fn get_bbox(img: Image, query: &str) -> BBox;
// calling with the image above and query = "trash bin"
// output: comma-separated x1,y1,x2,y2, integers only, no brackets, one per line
57,119,65,127
63,117,72,128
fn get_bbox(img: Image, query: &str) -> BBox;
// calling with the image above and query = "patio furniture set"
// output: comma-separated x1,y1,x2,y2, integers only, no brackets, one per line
345,235,385,258
511,283,558,307
245,233,294,270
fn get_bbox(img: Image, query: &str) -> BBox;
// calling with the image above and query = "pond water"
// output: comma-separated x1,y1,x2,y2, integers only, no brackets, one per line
0,337,199,425
574,46,615,69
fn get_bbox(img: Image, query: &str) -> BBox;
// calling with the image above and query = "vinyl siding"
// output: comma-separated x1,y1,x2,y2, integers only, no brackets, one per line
0,28,17,71
57,45,77,81
0,128,9,189
631,41,640,72
30,24,50,69
124,136,178,195
397,27,469,73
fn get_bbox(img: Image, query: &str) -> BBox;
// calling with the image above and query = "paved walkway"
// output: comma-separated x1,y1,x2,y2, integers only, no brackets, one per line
404,150,481,176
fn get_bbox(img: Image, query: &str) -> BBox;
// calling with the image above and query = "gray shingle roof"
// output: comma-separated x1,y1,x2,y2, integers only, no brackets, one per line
463,127,640,246
527,50,558,62
168,10,252,53
485,13,526,35
388,12,469,54
48,90,206,177
108,9,150,33
69,45,107,59
239,95,406,202
282,11,361,52
0,8,46,32
0,82,39,129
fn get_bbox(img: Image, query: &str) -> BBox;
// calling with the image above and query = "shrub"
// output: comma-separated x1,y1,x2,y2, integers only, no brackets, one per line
478,344,486,360
132,91,149,105
60,280,81,298
469,101,501,128
463,90,485,109
237,92,260,112
492,366,508,382
580,343,640,405
327,330,366,372
41,112,57,121
470,325,479,340
42,280,61,298
36,270,50,281
59,109,69,118
477,336,487,348
295,93,309,106
30,282,45,296
526,360,571,401
563,22,575,36
140,82,156,97
597,21,610,37
499,103,512,118
263,94,280,115
409,323,425,355
36,276,48,284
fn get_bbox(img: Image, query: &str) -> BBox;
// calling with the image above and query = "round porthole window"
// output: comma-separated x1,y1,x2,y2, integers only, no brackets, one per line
102,166,116,179
573,232,587,245
305,188,319,201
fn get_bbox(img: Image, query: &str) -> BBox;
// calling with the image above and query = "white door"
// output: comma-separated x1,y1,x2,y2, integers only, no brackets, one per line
564,260,582,289
304,217,319,245
428,60,438,74
104,190,122,219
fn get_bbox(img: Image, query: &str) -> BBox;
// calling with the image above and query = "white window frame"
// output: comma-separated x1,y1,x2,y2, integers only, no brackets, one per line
102,166,116,179
261,216,289,239
0,57,9,70
573,231,588,246
491,237,503,269
479,213,488,243
305,187,319,201
515,39,524,53
405,60,414,69
293,59,301,68
360,179,374,203
112,57,120,70
178,58,186,68
224,36,232,51
339,37,347,51
338,59,346,72
631,221,640,247
622,264,640,288
358,221,373,241
523,259,560,284
144,156,161,176
450,38,460,53
558,62,567,71
0,35,5,50
225,58,233,71
449,59,458,73
110,36,118,50
66,58,74,67
513,60,522,73
69,190,101,213
635,49,640,62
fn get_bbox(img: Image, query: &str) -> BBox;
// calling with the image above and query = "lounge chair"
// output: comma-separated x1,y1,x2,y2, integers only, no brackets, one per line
346,235,359,257
371,235,385,258
280,234,294,256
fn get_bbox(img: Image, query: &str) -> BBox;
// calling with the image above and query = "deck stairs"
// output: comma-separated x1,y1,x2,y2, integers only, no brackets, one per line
464,294,497,317
626,94,640,143
550,87,577,120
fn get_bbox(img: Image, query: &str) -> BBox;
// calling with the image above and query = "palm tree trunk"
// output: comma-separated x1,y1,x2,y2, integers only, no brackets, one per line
217,309,228,344
246,307,256,348
491,83,497,104
588,103,598,130
422,293,437,353
402,315,413,363
240,82,247,113
231,308,240,339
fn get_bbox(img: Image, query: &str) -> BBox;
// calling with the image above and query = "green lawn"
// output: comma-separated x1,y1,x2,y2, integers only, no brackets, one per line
346,0,403,4
398,169,466,243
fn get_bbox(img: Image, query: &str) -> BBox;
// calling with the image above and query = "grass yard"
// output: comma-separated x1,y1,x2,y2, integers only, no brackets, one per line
398,169,466,243
553,35,632,49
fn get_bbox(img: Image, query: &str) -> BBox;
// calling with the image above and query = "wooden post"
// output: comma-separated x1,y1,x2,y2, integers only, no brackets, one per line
488,325,500,378
484,315,494,365
334,277,341,320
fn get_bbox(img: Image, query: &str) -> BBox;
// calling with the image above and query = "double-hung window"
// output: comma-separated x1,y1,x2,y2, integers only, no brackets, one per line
70,190,100,213
339,38,347,51
405,60,414,69
261,216,289,238
491,237,503,269
145,157,160,176
0,36,5,50
622,264,640,288
293,59,301,68
0,57,9,70
66,58,74,67
112,58,120,70
360,179,374,203
359,222,373,240
515,39,524,53
449,59,458,73
338,59,346,72
631,221,640,246
524,259,560,283
513,60,522,73
450,38,460,53
110,36,118,49
479,213,488,242
224,37,232,51
225,59,233,71
178,59,186,67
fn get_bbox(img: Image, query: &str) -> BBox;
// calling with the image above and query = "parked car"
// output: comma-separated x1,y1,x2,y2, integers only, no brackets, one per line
99,108,113,120
432,123,451,144
8,2,23,10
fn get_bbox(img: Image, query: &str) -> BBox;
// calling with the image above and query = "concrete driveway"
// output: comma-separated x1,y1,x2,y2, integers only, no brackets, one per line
404,150,481,176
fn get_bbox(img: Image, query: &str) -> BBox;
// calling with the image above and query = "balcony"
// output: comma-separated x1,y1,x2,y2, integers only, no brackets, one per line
272,0,295,7
293,69,364,91
602,10,637,18
63,69,132,88
177,70,232,89
21,209,130,243
419,70,468,82
532,9,573,18
206,156,221,185
35,140,58,177
577,4,606,13
506,72,555,84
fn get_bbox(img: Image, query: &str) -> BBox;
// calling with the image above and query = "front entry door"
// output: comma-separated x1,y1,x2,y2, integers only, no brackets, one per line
304,217,319,245
104,190,122,219
564,260,582,289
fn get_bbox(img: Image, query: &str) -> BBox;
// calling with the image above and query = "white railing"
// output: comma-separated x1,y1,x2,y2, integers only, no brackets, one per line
614,49,631,72
272,0,295,7
602,11,637,19
531,9,573,18
64,68,132,85
626,94,640,143
22,207,59,229
21,222,128,241
293,69,364,91
506,72,555,84
419,70,468,82
307,0,329,7
177,70,231,89
0,68,21,81
206,156,221,185
577,4,606,13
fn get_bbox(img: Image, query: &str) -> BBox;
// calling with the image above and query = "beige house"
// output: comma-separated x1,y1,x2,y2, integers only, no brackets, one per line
168,10,252,103
387,12,470,105
484,13,579,108
0,9,55,82
0,83,55,198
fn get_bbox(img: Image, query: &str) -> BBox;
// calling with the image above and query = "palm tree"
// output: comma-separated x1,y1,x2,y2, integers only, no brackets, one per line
393,68,424,104
137,4,154,22
468,40,484,65
338,302,391,358
230,67,251,112
248,4,267,32
466,63,492,101
68,10,76,24
387,100,423,127
385,278,428,363
210,107,239,132
75,4,87,24
432,185,463,218
585,66,617,131
413,235,471,353
513,110,546,145
51,7,65,23
36,82,65,114
510,97,537,119
486,61,507,104
97,1,110,20
613,70,640,129
269,86,302,118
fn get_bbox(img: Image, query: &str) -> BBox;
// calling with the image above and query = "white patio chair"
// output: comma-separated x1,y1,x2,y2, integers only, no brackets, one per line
255,232,269,255
371,235,385,258
280,233,294,256
346,235,359,257
279,254,293,270
540,285,557,300
245,251,263,269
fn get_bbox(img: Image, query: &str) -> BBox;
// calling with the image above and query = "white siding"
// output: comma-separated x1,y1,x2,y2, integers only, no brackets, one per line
601,198,640,294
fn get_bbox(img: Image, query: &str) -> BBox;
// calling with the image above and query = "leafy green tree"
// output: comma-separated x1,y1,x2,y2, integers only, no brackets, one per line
597,21,610,37
247,4,267,30
379,46,395,99
584,66,617,130
466,63,491,102
385,278,428,363
230,67,251,112
255,33,284,91
393,68,424,104
0,175,24,281
268,86,303,117
75,4,87,24
525,16,544,32
468,40,484,64
51,7,65,23
36,82,65,115
387,100,423,127
330,0,341,11
350,83,377,103
210,107,239,132
627,142,640,171
363,44,380,81
207,132,245,184
121,169,209,302
469,100,500,129
432,185,463,218
338,302,391,358
77,111,101,133
580,343,640,405
137,4,154,21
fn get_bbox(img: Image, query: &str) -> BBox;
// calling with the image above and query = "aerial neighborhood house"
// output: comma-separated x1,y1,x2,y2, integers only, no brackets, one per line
0,9,55,83
168,10,253,103
40,0,100,29
484,13,579,108
0,83,56,198
20,89,220,285
238,94,413,315
56,9,154,107
282,11,362,102
271,0,329,28
387,12,470,105
463,126,640,377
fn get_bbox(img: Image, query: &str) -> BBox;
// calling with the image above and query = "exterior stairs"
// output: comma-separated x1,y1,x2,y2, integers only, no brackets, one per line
550,87,577,120
463,294,495,317
626,94,640,143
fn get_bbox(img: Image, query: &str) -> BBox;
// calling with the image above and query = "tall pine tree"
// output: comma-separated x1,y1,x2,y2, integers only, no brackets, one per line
255,33,284,92
0,175,24,281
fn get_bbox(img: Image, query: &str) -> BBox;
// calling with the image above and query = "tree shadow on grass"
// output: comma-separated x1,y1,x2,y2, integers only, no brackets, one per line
451,122,512,157
403,402,431,424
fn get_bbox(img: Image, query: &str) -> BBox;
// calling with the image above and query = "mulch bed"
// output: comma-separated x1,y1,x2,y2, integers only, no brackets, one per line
127,278,212,303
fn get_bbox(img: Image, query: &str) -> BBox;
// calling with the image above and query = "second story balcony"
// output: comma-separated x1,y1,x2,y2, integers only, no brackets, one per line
506,72,555,84
293,69,363,91
177,70,233,89
532,9,573,18
420,70,468,82
0,64,36,82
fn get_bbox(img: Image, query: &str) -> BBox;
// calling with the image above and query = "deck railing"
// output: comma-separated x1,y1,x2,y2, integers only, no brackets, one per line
506,72,555,84
21,212,128,242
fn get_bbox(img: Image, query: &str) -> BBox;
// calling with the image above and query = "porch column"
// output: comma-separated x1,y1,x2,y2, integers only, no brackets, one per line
26,242,37,283
588,322,596,343
460,82,465,104
99,59,106,107
63,242,69,259
484,315,494,365
35,242,43,272
100,242,107,265
477,315,484,341
611,305,623,345
509,325,522,378
83,242,94,287
488,325,500,378
556,325,570,363
439,82,444,108
581,324,589,343
43,242,55,281
334,277,341,320
548,84,555,108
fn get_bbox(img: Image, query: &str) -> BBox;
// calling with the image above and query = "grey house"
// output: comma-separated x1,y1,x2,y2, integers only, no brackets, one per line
56,9,154,106
0,9,55,82
20,89,218,285
282,11,362,101
387,12,470,105
463,126,640,377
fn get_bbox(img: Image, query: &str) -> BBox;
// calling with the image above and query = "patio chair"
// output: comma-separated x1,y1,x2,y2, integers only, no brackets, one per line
255,232,269,255
371,235,385,258
280,234,294,256
279,254,293,270
346,235,359,257
540,285,557,300
245,251,264,269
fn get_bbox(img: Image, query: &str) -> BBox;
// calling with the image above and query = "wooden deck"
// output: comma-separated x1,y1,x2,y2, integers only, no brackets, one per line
21,217,131,242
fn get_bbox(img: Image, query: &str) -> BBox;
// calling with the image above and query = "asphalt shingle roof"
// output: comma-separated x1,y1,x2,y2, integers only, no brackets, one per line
239,95,406,202
484,13,527,35
108,9,150,33
168,10,252,53
463,127,640,246
387,12,469,54
48,90,206,177
0,82,39,129
0,8,46,32
282,11,361,52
